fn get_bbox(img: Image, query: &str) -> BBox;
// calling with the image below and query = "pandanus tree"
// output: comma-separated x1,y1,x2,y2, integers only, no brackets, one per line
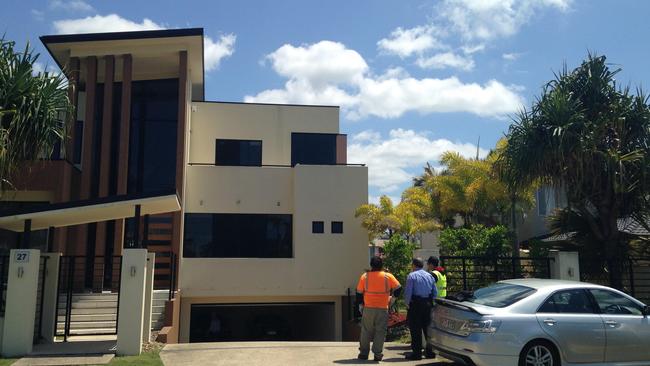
496,54,650,288
0,37,71,193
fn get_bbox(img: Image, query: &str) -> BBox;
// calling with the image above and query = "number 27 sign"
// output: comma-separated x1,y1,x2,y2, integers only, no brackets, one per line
14,250,30,263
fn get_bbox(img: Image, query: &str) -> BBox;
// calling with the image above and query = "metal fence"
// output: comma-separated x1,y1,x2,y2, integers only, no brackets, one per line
0,256,8,317
580,257,650,304
440,256,553,294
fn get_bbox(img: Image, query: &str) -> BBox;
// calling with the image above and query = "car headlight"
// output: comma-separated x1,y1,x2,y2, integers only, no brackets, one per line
460,319,501,334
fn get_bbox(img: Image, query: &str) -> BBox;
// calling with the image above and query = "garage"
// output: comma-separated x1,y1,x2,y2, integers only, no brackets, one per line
189,303,336,343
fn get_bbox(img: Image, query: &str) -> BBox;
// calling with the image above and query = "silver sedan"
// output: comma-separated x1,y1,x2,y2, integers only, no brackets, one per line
428,279,650,366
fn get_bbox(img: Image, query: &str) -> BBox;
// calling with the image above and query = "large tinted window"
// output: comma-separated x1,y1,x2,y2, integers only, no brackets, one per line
215,139,262,166
291,133,337,166
184,213,292,258
464,283,536,308
128,79,178,194
538,289,595,314
589,289,643,316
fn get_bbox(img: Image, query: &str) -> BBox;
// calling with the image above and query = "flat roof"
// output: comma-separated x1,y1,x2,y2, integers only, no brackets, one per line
40,28,204,44
0,190,180,232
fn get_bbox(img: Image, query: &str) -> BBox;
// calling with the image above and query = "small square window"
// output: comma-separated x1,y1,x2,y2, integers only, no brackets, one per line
331,221,343,234
312,221,324,234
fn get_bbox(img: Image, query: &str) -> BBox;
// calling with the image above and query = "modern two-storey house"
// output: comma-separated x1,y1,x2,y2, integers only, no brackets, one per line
0,28,368,342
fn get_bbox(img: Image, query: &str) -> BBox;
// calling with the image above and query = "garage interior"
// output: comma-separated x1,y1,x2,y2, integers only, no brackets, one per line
189,302,336,343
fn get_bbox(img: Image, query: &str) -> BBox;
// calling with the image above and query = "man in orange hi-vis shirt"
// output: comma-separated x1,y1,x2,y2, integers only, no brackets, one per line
356,256,402,362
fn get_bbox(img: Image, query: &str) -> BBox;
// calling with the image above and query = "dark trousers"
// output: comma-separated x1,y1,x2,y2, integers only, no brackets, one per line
407,298,433,356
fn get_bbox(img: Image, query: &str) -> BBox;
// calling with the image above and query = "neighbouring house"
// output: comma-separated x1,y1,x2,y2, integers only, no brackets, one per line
0,28,368,343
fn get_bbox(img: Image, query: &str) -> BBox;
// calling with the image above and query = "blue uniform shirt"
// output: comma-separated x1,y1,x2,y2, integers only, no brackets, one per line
404,268,437,304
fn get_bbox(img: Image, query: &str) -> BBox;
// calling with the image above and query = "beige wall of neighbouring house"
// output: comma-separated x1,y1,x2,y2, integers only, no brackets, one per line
189,102,340,165
517,186,567,242
180,165,368,297
178,295,343,343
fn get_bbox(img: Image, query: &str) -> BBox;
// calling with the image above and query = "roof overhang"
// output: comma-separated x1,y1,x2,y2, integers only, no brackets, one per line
0,191,180,232
40,28,205,100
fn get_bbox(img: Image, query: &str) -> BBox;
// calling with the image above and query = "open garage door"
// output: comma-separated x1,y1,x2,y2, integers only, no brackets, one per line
189,303,335,343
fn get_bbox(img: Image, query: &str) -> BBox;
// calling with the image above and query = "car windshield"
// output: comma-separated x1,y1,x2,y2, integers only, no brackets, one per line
464,283,536,308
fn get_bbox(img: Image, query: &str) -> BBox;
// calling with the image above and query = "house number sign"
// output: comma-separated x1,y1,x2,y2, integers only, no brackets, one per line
14,250,30,263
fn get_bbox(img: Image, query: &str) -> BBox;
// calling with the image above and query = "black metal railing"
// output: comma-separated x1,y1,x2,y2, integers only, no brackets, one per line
581,257,650,304
440,256,553,294
0,256,8,317
33,256,49,342
55,256,122,341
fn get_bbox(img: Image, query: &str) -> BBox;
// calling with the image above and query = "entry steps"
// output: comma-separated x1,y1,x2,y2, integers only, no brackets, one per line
56,290,168,336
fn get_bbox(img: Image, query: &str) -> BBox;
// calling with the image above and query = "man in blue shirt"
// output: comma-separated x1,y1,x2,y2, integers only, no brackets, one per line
404,258,437,360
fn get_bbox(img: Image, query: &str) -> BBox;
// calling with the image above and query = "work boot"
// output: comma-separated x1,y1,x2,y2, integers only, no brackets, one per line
358,353,369,360
373,354,383,362
404,352,422,360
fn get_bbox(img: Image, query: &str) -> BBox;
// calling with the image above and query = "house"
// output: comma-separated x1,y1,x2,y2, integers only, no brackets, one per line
0,28,368,343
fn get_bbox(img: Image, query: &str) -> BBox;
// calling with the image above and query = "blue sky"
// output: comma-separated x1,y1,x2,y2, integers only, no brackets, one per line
3,0,650,203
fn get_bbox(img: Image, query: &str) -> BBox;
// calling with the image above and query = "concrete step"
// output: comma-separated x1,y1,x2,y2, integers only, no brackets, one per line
152,298,167,307
59,293,118,302
57,320,116,330
58,300,117,309
58,307,117,315
57,314,117,322
66,328,117,336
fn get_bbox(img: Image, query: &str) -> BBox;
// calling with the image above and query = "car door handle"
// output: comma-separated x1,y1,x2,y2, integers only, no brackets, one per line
605,320,618,327
543,319,557,326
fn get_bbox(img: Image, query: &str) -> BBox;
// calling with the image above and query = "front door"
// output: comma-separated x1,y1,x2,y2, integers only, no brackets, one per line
536,289,606,363
589,289,650,363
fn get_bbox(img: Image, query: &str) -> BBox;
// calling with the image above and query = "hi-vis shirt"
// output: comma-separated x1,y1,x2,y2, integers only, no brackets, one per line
356,271,401,309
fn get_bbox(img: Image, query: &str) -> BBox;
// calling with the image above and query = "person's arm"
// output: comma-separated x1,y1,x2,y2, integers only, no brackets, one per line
404,274,413,306
431,279,438,299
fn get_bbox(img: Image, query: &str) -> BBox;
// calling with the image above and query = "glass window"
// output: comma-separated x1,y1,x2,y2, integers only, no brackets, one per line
312,221,324,234
538,289,595,314
184,213,292,258
537,188,547,216
291,133,337,166
464,283,536,308
73,120,83,164
215,139,262,166
128,79,179,194
331,221,343,234
589,289,643,316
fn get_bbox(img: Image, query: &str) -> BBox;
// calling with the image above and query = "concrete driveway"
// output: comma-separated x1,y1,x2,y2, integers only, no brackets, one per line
160,342,455,366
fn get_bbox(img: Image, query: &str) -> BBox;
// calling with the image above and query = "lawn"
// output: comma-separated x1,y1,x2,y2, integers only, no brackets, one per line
0,359,15,366
109,343,163,365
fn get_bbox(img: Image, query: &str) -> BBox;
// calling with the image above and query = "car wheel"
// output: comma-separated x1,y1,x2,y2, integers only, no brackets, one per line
519,340,560,366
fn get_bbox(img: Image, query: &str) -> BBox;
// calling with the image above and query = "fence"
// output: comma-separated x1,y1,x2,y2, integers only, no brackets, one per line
440,256,553,294
580,257,650,304
0,256,8,317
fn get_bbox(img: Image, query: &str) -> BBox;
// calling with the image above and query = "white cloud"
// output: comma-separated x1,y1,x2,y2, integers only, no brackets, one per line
416,52,475,71
502,52,523,61
204,34,236,71
31,9,45,21
348,129,488,193
438,0,571,42
245,41,524,119
32,62,61,76
52,14,235,73
266,41,368,87
49,0,94,12
53,14,163,34
377,25,445,58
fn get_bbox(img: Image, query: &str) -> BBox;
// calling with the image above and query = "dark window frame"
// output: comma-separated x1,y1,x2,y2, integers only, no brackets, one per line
312,221,324,234
184,213,293,258
215,138,263,167
331,221,343,234
291,132,338,166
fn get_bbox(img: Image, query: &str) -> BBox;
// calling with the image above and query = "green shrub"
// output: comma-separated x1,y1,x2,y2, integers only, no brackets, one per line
440,224,512,257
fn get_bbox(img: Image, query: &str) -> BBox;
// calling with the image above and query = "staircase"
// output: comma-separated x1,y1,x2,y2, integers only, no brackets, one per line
57,290,169,336
57,293,118,336
151,290,169,331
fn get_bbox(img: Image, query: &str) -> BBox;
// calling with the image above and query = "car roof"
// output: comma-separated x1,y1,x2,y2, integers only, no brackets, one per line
498,278,607,290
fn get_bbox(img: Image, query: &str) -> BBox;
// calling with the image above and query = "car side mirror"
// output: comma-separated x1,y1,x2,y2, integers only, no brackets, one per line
643,305,650,317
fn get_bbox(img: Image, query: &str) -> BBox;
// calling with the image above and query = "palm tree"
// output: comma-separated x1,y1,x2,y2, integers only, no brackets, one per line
497,54,650,288
0,37,71,193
